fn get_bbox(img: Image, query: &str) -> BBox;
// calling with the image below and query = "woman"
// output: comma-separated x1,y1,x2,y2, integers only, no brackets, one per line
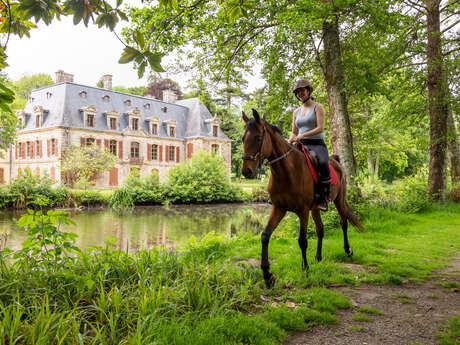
288,79,330,211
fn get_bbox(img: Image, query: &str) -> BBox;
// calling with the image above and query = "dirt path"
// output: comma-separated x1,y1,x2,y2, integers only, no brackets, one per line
285,257,460,345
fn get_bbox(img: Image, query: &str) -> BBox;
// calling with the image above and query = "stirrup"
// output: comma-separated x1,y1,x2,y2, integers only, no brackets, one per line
317,200,328,212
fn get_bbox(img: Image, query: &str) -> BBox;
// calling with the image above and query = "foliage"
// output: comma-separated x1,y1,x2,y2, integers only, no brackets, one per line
112,85,147,96
11,209,80,268
60,145,117,188
10,73,53,99
436,317,460,345
166,150,245,203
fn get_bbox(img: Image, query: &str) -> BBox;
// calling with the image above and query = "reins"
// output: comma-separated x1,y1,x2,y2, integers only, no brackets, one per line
242,123,294,166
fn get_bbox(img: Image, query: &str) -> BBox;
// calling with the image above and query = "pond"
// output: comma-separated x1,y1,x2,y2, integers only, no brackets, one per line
0,204,271,252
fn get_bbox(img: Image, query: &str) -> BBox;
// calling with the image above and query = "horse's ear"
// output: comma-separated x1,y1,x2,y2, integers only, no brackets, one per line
242,111,249,123
252,109,261,124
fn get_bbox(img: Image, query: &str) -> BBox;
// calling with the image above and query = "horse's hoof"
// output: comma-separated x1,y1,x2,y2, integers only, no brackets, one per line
346,248,353,257
264,273,276,288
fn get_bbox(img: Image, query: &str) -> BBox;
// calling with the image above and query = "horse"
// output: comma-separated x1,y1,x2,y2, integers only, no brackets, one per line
241,109,364,288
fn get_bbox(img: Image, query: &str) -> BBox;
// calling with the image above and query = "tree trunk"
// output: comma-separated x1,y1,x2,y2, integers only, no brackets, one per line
426,0,449,199
322,13,357,185
447,108,460,184
375,133,382,178
367,149,375,176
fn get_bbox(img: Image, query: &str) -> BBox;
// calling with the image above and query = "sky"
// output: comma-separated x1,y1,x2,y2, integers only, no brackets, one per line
4,8,264,94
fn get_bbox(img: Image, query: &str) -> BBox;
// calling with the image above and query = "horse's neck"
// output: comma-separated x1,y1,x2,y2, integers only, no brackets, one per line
267,130,305,180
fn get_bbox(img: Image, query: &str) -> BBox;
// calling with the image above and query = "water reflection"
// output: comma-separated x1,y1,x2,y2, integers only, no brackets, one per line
0,204,270,252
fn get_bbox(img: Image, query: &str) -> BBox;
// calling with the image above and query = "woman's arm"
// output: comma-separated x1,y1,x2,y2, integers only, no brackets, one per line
288,109,299,143
296,103,325,139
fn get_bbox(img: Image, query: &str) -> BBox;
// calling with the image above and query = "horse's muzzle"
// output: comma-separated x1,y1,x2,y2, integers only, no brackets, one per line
242,167,256,179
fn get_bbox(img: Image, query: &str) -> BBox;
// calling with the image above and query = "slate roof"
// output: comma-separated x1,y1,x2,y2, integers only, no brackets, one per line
19,82,231,141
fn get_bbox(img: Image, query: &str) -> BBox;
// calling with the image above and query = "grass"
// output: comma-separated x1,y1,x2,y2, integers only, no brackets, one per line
348,325,367,332
358,306,384,315
436,316,460,345
0,202,459,344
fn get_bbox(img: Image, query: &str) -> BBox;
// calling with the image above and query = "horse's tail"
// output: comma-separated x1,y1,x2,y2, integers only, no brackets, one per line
346,202,365,232
330,154,340,163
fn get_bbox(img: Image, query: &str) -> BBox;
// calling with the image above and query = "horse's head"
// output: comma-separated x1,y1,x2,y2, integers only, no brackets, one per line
241,109,270,179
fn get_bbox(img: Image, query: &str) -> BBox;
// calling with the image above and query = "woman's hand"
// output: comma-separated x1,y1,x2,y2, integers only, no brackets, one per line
288,134,299,144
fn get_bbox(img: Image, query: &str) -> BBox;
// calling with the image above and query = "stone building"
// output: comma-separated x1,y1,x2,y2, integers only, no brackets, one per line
0,71,231,187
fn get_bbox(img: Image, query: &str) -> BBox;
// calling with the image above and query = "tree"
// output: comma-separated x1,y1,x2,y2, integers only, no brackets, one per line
11,73,53,99
60,145,117,188
143,78,183,100
112,85,147,96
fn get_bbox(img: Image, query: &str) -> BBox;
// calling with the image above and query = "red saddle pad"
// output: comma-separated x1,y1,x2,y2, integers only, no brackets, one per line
299,144,338,185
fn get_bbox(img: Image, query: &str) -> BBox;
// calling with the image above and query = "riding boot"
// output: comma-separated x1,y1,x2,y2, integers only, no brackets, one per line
318,181,330,212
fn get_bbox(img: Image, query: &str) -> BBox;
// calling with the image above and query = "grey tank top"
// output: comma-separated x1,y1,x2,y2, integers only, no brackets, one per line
295,103,324,140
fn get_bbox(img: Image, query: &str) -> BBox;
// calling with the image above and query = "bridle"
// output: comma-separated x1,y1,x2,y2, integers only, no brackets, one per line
242,124,293,167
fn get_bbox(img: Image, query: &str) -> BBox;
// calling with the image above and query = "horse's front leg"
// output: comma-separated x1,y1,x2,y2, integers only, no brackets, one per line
261,206,286,288
311,208,324,262
297,208,310,271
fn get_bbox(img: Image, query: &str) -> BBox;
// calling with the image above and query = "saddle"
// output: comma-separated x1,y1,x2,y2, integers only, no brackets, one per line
296,143,338,186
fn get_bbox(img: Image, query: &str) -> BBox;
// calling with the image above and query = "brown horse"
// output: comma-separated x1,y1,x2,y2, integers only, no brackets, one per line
241,109,363,288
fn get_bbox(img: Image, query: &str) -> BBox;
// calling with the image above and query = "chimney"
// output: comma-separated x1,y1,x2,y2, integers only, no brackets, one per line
55,70,74,83
162,89,177,103
102,74,112,90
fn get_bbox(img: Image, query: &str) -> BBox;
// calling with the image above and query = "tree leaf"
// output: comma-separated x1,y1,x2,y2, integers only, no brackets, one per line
118,46,141,64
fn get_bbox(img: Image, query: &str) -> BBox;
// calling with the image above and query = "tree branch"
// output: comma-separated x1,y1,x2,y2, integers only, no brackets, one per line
308,32,326,78
402,0,427,13
440,0,460,13
442,19,460,33
444,45,460,56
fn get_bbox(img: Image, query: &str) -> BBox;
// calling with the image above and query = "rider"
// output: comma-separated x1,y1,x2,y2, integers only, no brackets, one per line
288,79,330,211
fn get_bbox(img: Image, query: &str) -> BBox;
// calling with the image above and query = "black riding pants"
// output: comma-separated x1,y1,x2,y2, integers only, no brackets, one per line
300,138,330,182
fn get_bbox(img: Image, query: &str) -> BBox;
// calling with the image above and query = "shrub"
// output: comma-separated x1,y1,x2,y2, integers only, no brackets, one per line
166,150,245,204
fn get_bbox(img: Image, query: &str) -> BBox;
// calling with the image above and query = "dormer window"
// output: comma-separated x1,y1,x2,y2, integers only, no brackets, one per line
126,107,141,131
132,118,139,131
81,105,97,128
102,95,110,102
87,114,95,127
104,109,119,130
147,116,160,136
46,92,52,99
16,110,26,129
33,105,46,128
164,119,177,137
162,106,167,113
124,100,131,106
144,103,150,109
205,116,221,137
79,90,87,99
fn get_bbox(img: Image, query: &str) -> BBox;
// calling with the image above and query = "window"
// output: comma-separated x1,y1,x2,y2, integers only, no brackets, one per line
124,100,131,106
213,125,218,137
27,141,32,157
87,114,95,127
169,146,175,161
131,142,139,158
144,103,150,109
211,144,219,154
79,91,87,99
35,115,41,128
86,138,95,146
151,144,158,160
152,124,158,135
110,117,117,130
51,139,57,155
103,95,110,102
110,140,117,155
169,126,176,137
36,140,40,157
132,118,139,131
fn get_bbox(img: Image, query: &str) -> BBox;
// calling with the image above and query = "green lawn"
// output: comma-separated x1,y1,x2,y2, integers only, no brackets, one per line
0,203,459,344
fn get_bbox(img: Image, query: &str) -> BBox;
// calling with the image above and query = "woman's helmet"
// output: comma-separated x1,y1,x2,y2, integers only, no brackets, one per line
292,79,313,96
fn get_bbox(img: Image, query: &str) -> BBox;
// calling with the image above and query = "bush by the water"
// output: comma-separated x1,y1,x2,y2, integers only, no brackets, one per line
166,150,246,203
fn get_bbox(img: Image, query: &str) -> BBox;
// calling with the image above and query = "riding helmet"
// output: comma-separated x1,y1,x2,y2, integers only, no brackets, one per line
292,79,313,95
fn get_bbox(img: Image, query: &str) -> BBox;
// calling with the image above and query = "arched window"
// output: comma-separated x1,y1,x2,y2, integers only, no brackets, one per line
130,142,140,158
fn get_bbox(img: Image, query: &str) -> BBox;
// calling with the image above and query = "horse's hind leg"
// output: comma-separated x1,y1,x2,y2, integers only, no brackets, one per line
261,206,286,288
334,198,353,257
297,208,310,271
311,208,324,262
